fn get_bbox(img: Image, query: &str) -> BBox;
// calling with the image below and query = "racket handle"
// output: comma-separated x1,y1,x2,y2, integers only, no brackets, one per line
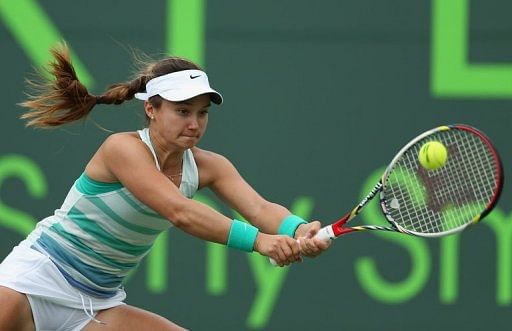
269,238,300,266
269,226,336,266
314,225,336,241
269,257,279,266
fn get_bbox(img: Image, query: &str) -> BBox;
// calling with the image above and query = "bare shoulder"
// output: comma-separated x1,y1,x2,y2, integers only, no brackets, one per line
192,147,237,188
102,132,142,150
191,147,229,166
100,132,154,159
86,132,153,182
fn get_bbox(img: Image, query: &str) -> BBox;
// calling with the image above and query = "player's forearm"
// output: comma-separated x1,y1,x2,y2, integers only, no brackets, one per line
166,198,233,244
246,202,291,234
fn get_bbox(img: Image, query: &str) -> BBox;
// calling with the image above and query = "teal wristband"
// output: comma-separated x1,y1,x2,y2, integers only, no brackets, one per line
227,219,259,252
278,215,308,238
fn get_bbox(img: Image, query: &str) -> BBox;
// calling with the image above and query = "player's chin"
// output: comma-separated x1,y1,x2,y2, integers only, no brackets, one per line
180,135,201,147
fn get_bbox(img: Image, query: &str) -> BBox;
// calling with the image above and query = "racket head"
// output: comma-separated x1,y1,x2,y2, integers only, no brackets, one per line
379,124,503,237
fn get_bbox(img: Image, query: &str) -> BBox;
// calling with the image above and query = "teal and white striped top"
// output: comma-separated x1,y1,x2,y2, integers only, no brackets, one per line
24,128,198,297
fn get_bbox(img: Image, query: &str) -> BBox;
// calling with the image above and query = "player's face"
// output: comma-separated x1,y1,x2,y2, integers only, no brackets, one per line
148,94,211,149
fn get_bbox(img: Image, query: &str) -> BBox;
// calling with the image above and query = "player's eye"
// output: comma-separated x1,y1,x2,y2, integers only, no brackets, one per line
177,109,189,116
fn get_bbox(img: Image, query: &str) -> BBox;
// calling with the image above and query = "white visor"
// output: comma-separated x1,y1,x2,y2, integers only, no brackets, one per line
134,69,223,105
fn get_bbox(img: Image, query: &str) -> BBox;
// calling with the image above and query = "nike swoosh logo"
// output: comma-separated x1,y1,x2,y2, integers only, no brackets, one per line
190,75,201,79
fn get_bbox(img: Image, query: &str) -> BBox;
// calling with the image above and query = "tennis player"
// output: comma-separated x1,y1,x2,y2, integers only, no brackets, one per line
0,44,330,330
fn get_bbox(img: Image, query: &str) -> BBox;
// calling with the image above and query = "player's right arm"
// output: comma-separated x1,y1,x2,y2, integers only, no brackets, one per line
86,133,300,265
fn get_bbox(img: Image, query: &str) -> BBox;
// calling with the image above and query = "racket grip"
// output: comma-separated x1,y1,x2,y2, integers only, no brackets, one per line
269,238,300,266
315,225,336,241
269,226,335,266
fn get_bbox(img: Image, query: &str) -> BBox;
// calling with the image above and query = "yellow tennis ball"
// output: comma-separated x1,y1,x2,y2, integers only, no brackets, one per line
418,141,448,170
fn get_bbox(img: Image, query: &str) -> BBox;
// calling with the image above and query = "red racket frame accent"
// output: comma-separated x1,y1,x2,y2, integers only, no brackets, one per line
452,124,504,221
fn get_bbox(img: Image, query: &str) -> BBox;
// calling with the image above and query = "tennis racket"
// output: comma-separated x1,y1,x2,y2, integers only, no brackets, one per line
271,124,503,265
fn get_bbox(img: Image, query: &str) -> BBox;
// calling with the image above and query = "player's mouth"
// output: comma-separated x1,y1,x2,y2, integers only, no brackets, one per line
181,134,200,140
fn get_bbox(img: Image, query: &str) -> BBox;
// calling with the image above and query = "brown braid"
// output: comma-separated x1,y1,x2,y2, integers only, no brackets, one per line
96,76,148,106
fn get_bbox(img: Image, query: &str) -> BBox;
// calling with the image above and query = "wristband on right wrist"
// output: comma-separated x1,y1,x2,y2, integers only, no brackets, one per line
227,219,259,252
278,214,308,238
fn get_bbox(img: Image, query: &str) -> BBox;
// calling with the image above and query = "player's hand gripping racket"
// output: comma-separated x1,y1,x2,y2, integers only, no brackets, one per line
270,124,503,265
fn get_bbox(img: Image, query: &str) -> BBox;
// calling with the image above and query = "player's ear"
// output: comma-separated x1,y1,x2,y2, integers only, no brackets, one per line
144,101,154,119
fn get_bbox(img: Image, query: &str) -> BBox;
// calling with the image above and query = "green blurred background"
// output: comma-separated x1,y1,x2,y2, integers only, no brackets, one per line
1,0,511,330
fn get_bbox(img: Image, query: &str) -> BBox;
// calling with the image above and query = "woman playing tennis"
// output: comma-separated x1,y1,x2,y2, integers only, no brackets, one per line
0,44,330,331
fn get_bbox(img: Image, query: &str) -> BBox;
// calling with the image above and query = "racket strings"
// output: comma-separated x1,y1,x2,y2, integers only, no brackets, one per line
383,129,499,235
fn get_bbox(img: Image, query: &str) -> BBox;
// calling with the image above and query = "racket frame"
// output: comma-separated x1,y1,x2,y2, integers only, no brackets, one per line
320,124,504,241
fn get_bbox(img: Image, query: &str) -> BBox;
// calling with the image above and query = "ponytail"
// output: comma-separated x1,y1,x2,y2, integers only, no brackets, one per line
19,42,202,128
19,42,146,128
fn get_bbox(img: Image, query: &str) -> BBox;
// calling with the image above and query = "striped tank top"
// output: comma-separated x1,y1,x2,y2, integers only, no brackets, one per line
24,128,199,298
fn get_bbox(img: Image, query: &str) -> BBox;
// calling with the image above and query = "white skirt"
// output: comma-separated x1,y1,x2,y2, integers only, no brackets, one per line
0,241,126,329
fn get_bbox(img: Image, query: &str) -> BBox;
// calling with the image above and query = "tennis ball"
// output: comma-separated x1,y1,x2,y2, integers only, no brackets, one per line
418,141,448,170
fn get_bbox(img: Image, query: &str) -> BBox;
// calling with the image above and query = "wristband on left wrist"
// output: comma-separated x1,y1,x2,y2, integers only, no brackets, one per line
277,214,308,238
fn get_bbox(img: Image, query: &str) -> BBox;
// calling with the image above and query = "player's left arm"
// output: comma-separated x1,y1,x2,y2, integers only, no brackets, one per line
197,148,287,233
196,149,330,256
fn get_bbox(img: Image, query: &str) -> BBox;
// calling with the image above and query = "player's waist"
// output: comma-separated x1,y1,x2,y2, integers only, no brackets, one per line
31,230,147,298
